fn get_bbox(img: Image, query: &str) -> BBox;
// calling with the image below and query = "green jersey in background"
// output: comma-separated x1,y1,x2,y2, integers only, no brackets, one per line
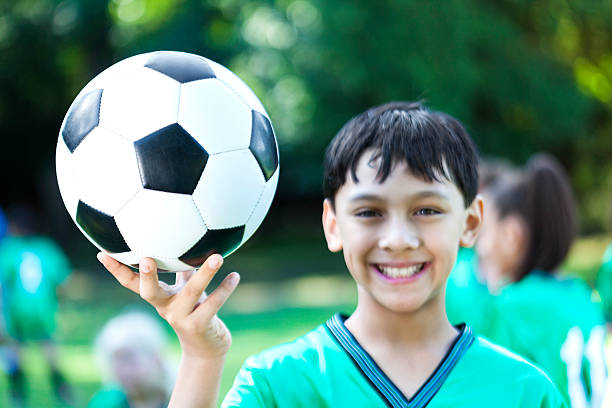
0,235,71,340
448,256,607,408
88,385,167,408
88,386,131,408
446,247,492,330
485,274,607,408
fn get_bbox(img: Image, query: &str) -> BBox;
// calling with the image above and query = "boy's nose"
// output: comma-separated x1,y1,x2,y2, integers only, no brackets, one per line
378,220,420,251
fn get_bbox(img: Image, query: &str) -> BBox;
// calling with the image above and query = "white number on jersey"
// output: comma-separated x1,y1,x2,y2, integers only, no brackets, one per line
560,326,607,408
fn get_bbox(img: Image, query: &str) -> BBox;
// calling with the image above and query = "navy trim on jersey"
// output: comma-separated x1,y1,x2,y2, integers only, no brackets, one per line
325,313,475,408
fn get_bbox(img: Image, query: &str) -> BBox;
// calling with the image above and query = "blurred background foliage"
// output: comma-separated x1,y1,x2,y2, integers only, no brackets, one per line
1,0,612,240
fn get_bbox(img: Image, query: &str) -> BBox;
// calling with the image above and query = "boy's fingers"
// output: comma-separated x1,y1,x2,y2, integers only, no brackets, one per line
195,272,240,322
138,257,164,304
97,252,140,293
173,254,223,314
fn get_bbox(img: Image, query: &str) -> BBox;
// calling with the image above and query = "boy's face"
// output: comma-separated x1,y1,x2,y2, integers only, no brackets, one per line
323,151,482,314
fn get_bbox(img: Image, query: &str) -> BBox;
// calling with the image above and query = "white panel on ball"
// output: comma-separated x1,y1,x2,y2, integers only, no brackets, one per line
244,168,279,241
149,257,194,273
207,59,268,116
99,66,180,142
178,79,252,154
115,189,207,258
193,149,265,229
108,250,144,269
71,127,143,216
55,140,80,217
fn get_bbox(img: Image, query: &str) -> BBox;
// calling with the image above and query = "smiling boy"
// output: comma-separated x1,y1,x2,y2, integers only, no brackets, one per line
98,101,566,407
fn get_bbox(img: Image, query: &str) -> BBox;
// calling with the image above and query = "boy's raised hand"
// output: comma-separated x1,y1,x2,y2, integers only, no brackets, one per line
96,252,240,360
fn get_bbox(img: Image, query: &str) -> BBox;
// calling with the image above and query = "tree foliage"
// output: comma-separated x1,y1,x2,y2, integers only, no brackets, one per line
1,0,611,233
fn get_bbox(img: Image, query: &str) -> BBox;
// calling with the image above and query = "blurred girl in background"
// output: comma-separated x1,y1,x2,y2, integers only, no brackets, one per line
446,158,514,328
452,153,607,408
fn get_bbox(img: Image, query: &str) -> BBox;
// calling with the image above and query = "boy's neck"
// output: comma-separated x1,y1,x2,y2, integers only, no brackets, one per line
343,289,462,399
345,288,458,349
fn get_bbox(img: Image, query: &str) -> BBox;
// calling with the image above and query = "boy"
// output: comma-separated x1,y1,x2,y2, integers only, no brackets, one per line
98,101,566,407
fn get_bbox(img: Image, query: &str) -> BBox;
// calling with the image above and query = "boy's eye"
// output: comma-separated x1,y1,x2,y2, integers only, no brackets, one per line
415,208,440,216
355,209,380,218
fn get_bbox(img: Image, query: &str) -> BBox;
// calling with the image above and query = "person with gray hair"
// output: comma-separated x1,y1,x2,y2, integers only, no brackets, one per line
89,310,176,408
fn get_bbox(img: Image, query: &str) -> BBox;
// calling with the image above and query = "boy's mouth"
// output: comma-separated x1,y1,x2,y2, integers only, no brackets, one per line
373,263,427,279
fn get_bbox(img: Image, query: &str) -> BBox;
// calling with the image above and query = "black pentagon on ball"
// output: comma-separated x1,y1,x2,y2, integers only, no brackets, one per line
76,200,131,254
134,123,208,195
179,226,245,267
62,89,103,153
144,51,216,84
249,111,278,181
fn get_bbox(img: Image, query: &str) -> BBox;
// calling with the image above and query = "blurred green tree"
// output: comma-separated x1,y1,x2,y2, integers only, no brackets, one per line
1,0,611,236
0,0,113,206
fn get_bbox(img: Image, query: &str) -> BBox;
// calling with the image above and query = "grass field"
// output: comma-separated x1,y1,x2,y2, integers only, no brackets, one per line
0,233,609,407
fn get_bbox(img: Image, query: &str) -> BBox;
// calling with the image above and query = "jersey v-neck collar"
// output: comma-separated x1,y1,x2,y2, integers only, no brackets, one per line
325,313,475,408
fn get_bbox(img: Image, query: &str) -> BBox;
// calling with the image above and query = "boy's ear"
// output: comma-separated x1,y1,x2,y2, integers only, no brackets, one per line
459,194,484,248
322,199,343,252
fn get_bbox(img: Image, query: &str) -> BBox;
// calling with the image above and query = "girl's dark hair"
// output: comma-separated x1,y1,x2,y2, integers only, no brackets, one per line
486,153,578,280
323,101,479,207
478,157,515,191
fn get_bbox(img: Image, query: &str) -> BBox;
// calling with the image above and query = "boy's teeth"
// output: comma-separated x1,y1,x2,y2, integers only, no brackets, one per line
378,264,423,278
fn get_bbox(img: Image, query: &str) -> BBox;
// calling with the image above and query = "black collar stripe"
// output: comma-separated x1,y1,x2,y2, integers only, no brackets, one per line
325,314,475,408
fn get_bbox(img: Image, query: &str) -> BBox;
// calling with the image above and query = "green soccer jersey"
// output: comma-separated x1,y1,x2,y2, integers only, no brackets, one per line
596,243,612,323
88,385,167,408
88,386,131,408
446,247,493,328
0,235,71,340
223,314,566,408
457,273,607,408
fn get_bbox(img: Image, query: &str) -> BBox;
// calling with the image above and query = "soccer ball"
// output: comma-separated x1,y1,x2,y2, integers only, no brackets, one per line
56,51,279,272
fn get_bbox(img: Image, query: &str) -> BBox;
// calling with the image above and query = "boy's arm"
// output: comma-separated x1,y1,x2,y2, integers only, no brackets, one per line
97,253,239,408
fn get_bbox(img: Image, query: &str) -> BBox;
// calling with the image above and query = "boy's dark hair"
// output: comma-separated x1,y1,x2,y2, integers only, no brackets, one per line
485,153,577,280
323,101,479,207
